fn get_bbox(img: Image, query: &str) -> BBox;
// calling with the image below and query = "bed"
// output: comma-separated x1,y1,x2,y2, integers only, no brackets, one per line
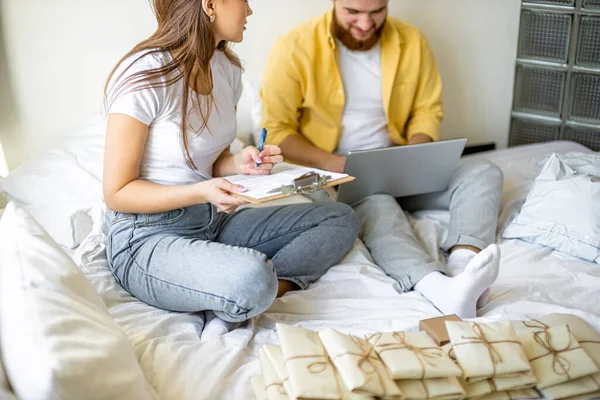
0,119,598,399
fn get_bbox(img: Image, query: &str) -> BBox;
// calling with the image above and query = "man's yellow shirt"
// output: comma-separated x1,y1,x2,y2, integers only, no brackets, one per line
261,9,444,153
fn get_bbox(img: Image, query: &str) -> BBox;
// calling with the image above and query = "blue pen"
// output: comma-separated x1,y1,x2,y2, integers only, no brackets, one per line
256,128,267,167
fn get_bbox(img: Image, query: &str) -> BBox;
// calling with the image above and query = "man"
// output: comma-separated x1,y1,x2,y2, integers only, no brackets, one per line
260,0,503,318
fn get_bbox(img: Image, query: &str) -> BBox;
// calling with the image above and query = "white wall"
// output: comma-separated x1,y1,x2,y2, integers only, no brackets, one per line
0,3,18,173
0,0,521,170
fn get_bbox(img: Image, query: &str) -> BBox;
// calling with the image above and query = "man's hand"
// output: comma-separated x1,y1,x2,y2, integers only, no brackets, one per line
408,134,434,145
325,154,347,174
278,135,348,173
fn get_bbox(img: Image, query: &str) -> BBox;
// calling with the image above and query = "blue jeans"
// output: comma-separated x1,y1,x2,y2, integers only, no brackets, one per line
105,202,359,322
353,158,503,293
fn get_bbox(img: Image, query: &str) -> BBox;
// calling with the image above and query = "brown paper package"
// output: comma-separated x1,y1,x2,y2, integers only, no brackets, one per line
419,314,463,346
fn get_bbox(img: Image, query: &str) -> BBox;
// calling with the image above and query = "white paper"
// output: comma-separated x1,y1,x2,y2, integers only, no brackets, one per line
224,163,349,200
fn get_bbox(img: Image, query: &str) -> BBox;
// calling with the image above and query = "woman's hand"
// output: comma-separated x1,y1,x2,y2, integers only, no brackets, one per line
233,145,283,175
197,178,248,214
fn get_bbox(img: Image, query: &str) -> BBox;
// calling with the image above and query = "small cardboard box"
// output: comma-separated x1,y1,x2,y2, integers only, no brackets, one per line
419,314,462,346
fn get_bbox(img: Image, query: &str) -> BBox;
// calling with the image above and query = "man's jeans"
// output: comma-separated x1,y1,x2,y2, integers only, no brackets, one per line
332,158,503,294
105,202,359,322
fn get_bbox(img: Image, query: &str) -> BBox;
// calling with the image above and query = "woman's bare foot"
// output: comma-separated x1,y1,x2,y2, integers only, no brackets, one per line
277,279,299,297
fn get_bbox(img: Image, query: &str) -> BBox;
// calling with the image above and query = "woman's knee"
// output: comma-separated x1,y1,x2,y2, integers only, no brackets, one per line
319,202,360,245
221,260,278,321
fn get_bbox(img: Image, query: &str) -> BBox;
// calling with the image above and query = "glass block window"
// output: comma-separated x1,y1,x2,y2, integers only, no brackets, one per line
514,65,566,117
569,73,600,124
510,1,600,151
576,16,600,67
583,0,600,9
510,118,560,146
524,0,575,5
563,126,600,150
519,11,572,62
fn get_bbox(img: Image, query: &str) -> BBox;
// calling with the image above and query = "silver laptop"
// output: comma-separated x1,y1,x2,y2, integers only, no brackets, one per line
336,138,467,205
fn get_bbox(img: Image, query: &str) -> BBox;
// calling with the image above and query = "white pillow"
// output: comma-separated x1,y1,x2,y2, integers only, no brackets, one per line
0,344,16,399
243,77,263,145
0,116,258,251
0,210,16,400
0,203,158,400
0,116,105,250
502,152,600,263
0,254,16,399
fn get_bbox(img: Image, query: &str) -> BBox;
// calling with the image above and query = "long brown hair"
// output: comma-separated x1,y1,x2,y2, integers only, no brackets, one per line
104,0,242,169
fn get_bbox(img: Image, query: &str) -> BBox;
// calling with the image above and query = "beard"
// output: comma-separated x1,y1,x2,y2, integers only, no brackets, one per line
332,12,385,51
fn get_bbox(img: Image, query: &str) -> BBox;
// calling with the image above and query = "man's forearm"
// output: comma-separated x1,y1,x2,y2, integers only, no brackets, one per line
279,134,346,173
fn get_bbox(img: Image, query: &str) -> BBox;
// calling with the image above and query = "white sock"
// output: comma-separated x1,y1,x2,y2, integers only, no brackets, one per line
446,248,477,277
415,244,500,319
477,288,491,309
200,311,240,342
447,248,492,309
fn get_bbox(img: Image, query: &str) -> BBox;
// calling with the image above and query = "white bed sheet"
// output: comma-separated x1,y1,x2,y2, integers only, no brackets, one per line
4,140,600,399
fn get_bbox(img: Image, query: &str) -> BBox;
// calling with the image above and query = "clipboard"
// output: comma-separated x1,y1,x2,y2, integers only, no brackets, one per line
224,164,356,204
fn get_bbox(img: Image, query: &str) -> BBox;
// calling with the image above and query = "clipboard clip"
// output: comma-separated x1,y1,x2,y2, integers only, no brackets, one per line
280,172,331,195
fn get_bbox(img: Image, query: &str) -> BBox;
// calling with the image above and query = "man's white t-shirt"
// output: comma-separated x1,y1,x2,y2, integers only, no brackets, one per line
336,41,391,156
107,50,242,185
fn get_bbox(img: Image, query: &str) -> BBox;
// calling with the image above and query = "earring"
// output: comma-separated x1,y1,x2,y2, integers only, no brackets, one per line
210,15,216,23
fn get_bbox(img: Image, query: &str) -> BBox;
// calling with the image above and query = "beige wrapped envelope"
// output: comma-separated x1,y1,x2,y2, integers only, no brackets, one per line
537,314,600,400
510,389,543,399
277,323,372,400
459,377,537,399
564,390,600,400
263,345,295,398
444,343,535,398
477,388,541,400
395,376,465,400
541,375,600,400
372,331,462,380
462,380,494,399
319,328,402,398
259,348,291,400
252,375,268,400
441,343,493,399
491,370,537,391
446,321,531,383
516,324,599,390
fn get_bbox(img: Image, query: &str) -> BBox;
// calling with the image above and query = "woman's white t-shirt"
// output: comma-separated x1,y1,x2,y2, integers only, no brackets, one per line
107,50,243,185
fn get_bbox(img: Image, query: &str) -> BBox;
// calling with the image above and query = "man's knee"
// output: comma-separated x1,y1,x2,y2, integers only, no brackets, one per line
352,193,402,222
464,159,502,179
456,159,503,189
354,193,398,210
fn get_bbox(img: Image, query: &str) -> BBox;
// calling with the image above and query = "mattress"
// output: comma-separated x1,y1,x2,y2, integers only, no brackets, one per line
3,140,599,399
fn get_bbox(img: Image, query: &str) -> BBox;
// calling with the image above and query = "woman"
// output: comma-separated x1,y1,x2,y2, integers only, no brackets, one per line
103,0,360,325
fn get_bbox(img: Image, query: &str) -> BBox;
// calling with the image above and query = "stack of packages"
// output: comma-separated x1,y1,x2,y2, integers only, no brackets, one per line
253,323,466,400
442,315,600,400
251,314,600,400
370,330,465,399
511,314,600,400
254,323,398,400
443,320,541,400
